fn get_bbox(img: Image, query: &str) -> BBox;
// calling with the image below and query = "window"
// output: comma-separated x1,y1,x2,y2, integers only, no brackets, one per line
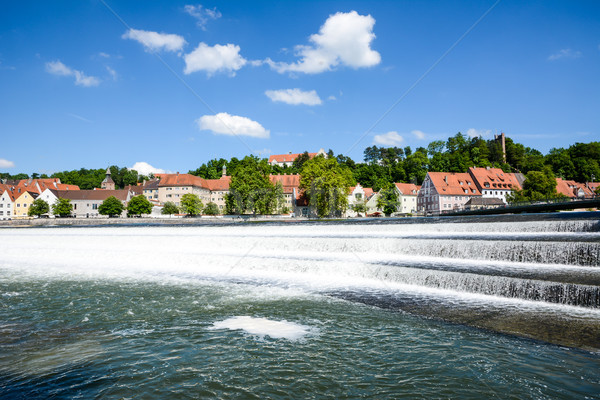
0,211,3,216
0,204,3,208
92,204,98,210
17,204,20,207
7,211,10,215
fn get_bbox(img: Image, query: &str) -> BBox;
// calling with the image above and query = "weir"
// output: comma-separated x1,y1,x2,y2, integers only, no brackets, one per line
1,214,599,350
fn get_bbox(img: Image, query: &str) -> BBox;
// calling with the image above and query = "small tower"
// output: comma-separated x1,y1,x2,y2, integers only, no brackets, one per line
101,167,115,190
222,164,227,177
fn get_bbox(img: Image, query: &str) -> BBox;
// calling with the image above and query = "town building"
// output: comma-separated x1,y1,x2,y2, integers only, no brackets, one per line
13,190,39,218
464,197,506,211
346,184,374,217
0,185,16,220
157,173,211,207
50,189,132,218
418,172,481,214
270,174,302,213
268,148,327,167
556,178,594,199
101,168,115,190
467,167,522,204
394,183,420,215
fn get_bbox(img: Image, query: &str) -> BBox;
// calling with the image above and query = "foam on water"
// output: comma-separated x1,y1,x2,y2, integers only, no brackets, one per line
210,316,315,341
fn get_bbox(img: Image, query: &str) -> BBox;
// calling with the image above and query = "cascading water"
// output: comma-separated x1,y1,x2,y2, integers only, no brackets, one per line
1,214,599,398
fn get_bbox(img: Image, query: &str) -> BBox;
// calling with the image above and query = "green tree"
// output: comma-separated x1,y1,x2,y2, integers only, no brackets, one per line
161,201,179,216
180,193,203,216
203,202,220,215
226,156,278,215
352,201,367,216
52,198,73,217
507,166,560,203
28,198,49,217
292,151,311,171
126,195,153,217
99,196,125,217
299,155,354,218
376,184,400,216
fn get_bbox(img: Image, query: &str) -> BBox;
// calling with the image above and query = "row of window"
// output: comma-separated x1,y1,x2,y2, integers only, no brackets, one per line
0,211,10,215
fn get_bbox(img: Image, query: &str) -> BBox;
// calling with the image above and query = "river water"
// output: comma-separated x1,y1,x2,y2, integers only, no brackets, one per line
1,216,599,398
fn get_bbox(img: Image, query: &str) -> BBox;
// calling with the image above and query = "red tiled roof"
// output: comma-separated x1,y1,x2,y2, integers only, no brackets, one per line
428,172,481,196
468,167,521,191
204,176,231,191
363,187,374,199
555,178,594,198
157,173,208,188
270,174,301,194
394,183,420,195
52,189,130,201
269,152,318,163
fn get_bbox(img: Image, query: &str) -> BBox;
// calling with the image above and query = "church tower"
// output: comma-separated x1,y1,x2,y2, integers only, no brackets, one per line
101,167,115,190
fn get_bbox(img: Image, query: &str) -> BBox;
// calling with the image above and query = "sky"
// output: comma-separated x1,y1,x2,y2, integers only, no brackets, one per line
1,0,599,176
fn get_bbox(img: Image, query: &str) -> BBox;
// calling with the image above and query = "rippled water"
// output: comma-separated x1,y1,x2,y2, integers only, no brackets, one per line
1,217,599,398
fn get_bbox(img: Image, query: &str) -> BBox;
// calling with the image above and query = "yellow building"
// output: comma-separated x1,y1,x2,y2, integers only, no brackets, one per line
13,190,38,218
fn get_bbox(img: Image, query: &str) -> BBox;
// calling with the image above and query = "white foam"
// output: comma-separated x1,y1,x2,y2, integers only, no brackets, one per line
210,316,315,340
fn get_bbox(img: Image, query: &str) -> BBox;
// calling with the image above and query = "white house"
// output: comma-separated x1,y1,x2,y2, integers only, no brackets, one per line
394,183,420,215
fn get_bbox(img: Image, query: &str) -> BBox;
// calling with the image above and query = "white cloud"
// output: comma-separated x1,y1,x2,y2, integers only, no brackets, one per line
197,112,269,138
122,28,186,52
328,95,336,101
98,52,111,58
373,131,404,146
466,128,492,138
265,88,322,105
45,60,100,87
106,66,117,81
184,4,221,30
412,130,426,140
548,48,582,61
184,43,247,75
0,158,15,168
267,10,381,74
130,162,168,176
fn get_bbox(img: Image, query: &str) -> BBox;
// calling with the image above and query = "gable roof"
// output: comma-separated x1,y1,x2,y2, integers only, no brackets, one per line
270,174,300,194
53,189,130,201
555,178,594,198
468,167,521,191
205,176,231,191
427,172,481,196
394,183,420,195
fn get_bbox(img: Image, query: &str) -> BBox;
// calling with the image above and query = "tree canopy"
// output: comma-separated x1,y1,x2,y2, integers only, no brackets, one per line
180,193,203,216
203,202,220,215
376,184,400,216
299,155,354,218
226,156,280,215
126,195,153,217
161,201,179,216
52,198,73,217
28,198,49,217
99,196,125,217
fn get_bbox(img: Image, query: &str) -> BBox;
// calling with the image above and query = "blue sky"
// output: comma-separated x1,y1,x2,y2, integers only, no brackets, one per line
1,0,599,176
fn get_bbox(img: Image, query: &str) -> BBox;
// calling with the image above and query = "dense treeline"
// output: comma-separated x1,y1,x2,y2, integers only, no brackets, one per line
2,134,598,192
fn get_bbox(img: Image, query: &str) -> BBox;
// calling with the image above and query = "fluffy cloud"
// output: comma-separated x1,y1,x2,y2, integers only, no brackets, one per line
548,48,582,61
412,130,426,140
466,128,492,138
184,43,247,75
0,158,15,168
197,113,269,138
267,11,381,74
45,60,100,87
130,162,168,176
122,28,186,52
265,88,322,105
184,4,221,30
373,131,404,146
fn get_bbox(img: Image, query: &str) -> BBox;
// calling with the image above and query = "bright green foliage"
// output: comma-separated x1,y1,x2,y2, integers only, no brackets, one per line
376,184,400,216
507,166,561,203
99,196,125,217
299,156,354,218
189,158,228,179
203,202,220,215
161,201,179,215
226,156,279,215
28,198,49,217
352,201,367,215
180,193,203,216
126,195,153,217
52,198,73,217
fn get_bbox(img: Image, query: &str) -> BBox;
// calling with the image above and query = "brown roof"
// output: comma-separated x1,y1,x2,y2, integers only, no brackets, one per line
142,179,161,190
124,185,144,195
53,189,130,201
269,152,318,164
587,182,600,192
204,176,231,191
465,197,505,206
555,178,594,198
394,183,420,195
157,173,208,188
427,172,481,196
468,167,521,191
270,174,300,194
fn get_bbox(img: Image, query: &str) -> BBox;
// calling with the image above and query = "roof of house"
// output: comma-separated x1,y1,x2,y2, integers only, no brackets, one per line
205,176,232,191
51,189,130,201
467,167,522,191
427,172,481,196
123,185,144,195
157,173,207,188
268,152,319,164
394,183,420,195
363,187,375,199
142,179,161,190
14,190,39,201
555,178,594,198
270,174,300,194
587,182,600,192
